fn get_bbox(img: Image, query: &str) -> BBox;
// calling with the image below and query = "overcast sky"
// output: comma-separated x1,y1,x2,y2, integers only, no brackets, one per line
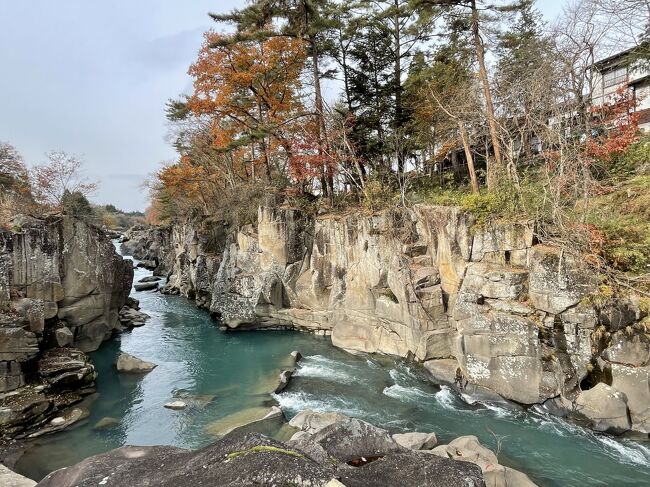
0,0,564,212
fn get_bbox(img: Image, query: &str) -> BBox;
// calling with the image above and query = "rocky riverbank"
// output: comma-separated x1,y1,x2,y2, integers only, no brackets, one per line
122,205,650,435
34,408,536,487
0,215,134,440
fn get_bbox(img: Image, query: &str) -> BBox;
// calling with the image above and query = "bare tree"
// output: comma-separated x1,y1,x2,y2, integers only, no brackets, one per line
30,152,97,210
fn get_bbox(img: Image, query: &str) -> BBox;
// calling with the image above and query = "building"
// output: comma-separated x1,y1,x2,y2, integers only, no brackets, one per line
592,44,650,132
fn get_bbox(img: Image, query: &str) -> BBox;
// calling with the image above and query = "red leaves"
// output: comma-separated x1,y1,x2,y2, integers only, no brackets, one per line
586,86,640,162
289,118,337,182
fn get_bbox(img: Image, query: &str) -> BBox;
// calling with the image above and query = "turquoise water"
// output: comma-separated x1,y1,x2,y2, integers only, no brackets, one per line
15,249,650,486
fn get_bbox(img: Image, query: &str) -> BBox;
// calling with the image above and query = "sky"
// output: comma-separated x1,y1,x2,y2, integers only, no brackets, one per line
0,0,565,212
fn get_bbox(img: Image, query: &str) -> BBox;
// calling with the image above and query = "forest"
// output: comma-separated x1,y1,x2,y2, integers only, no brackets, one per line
142,0,649,284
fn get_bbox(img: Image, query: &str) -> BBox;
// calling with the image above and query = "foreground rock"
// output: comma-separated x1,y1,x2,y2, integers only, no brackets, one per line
0,464,35,487
37,429,484,487
287,411,536,487
392,432,437,450
431,436,537,487
115,353,157,374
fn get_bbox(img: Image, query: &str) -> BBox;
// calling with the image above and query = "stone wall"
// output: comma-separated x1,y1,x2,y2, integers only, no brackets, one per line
139,206,650,434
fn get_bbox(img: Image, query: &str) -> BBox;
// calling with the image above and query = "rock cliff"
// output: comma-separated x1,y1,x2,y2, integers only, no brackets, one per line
0,215,133,437
129,206,650,434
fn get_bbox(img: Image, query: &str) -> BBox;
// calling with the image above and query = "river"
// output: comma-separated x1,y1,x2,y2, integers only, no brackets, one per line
14,246,650,486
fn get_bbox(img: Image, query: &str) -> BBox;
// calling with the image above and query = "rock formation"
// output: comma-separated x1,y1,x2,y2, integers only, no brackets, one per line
36,415,489,487
127,205,650,434
0,215,133,437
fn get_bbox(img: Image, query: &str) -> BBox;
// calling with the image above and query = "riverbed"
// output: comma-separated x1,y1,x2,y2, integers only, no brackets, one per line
14,248,650,486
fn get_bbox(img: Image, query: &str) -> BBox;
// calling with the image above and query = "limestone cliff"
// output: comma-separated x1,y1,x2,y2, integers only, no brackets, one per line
0,215,133,437
130,206,650,434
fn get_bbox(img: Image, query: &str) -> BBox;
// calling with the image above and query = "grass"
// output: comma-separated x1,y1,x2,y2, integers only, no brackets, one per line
587,175,650,275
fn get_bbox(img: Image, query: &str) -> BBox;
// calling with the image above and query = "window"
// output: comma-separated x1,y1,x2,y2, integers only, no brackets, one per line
603,66,627,88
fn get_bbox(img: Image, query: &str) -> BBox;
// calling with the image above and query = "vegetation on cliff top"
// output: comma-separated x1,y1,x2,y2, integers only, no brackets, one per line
142,0,648,286
0,145,144,231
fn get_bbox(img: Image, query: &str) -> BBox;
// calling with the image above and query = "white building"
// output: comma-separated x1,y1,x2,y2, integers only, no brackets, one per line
592,45,650,132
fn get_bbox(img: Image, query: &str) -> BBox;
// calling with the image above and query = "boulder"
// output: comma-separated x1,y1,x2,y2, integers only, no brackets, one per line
338,451,484,487
134,281,159,292
138,276,162,283
50,417,65,426
0,464,36,487
93,416,120,430
602,332,650,367
310,417,404,463
610,364,650,433
136,260,157,270
430,436,537,487
289,410,351,435
274,369,293,393
574,383,631,433
391,432,437,450
54,327,74,347
115,353,157,374
163,401,187,410
118,306,150,328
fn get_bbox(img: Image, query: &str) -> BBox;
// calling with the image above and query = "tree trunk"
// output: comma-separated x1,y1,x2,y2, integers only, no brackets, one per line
471,0,503,191
393,0,405,175
458,122,479,194
311,38,333,199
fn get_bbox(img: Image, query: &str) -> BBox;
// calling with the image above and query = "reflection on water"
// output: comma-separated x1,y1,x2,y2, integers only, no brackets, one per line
15,249,650,487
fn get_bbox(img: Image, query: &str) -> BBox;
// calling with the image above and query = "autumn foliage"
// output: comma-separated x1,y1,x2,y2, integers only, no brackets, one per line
187,32,308,180
586,86,640,162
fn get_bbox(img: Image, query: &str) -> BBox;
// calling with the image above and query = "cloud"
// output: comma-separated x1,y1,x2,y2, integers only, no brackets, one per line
127,28,206,76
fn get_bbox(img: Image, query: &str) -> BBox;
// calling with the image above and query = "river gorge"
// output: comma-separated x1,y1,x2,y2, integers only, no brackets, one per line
5,242,649,486
1,209,650,486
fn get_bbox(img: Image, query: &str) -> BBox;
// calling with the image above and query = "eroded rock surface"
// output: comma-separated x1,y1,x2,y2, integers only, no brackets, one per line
37,421,486,487
0,215,133,438
129,205,650,433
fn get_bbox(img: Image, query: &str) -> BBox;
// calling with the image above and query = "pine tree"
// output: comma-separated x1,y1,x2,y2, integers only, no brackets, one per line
212,0,338,197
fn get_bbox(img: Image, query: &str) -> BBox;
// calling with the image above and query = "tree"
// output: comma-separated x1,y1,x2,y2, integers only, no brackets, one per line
212,0,339,197
494,0,554,178
586,86,640,165
187,31,308,182
30,151,97,210
0,142,33,227
414,0,525,190
60,190,95,218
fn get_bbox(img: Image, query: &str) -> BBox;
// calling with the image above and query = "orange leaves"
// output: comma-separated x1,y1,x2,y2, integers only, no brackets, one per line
155,158,207,200
183,30,308,185
187,31,307,136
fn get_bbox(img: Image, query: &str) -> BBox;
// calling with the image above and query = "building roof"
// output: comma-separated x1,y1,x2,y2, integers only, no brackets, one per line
594,42,649,71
